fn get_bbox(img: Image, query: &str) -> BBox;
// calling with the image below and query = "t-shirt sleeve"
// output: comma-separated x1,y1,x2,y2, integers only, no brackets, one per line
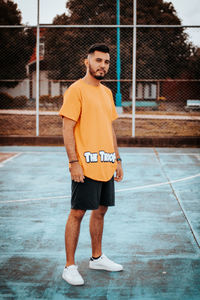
59,85,81,121
108,89,118,121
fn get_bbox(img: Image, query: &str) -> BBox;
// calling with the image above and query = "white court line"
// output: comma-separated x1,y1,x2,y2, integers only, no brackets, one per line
116,173,200,192
0,173,199,204
0,152,22,167
0,195,71,204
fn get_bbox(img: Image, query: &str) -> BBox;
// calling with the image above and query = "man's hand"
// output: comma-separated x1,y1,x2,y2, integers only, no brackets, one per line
114,162,123,182
70,162,85,183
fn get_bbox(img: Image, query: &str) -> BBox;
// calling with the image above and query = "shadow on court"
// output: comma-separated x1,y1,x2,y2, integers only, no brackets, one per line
0,146,200,300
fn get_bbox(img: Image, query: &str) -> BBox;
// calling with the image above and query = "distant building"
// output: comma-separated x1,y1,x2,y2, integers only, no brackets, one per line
1,28,66,100
129,82,157,101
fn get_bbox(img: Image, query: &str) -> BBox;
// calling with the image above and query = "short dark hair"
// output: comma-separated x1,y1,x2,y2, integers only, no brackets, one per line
88,43,110,54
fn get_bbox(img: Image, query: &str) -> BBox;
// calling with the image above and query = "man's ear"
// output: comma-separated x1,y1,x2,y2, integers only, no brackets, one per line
84,58,89,68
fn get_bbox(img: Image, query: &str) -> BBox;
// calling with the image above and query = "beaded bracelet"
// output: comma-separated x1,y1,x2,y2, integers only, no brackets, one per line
116,158,122,162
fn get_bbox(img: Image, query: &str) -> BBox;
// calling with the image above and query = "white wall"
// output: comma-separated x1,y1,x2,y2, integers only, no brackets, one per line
31,71,61,98
137,83,143,99
1,71,63,100
1,79,29,98
51,81,60,97
40,71,49,96
131,83,157,100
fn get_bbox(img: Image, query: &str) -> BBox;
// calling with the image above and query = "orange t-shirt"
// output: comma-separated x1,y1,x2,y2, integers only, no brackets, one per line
59,79,118,181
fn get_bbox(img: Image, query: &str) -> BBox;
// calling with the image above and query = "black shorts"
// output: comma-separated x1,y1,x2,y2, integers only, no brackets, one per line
71,176,115,210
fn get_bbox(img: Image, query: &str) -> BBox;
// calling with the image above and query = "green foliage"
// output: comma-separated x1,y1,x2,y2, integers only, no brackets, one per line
0,93,28,108
44,0,193,81
39,95,52,104
188,48,200,79
39,95,63,110
12,95,28,108
51,96,63,109
51,95,63,103
0,0,21,24
0,92,13,108
0,0,35,88
137,0,181,25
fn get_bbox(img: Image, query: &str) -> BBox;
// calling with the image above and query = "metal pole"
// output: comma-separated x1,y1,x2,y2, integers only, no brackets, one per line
116,0,122,114
36,0,40,136
132,0,137,137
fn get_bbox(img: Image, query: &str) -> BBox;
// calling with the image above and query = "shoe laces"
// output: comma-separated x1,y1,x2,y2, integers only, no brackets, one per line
67,265,79,274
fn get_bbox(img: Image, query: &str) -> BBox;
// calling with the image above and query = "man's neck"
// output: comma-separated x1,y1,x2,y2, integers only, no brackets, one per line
82,74,101,87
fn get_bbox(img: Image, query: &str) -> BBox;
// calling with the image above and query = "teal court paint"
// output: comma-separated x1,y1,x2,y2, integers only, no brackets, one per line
0,146,200,299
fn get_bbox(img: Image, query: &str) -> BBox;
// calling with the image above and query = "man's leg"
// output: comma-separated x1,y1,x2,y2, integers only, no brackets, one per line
89,205,108,257
89,205,123,271
65,209,86,266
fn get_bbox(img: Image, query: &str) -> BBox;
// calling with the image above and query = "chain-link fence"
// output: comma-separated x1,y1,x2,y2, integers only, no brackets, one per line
0,0,200,137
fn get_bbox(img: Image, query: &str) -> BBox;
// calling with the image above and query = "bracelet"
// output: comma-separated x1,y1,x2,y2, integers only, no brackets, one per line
69,160,79,164
116,157,122,162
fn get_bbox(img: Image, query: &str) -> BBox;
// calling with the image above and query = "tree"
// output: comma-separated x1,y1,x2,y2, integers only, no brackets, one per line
136,0,192,78
44,0,193,98
0,0,35,88
188,47,200,79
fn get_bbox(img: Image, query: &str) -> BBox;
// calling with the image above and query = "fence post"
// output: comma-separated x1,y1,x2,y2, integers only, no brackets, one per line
36,0,40,136
132,0,137,137
116,0,122,114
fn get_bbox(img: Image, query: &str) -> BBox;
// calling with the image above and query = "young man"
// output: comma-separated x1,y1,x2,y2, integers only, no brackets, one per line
59,44,123,286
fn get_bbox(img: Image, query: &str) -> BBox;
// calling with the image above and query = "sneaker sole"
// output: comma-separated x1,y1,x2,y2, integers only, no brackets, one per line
62,274,84,286
89,264,123,272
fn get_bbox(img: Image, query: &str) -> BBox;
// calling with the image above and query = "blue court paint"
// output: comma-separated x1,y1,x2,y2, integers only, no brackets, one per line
0,146,200,299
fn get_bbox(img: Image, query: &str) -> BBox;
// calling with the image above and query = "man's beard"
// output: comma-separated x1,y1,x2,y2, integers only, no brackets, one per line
89,64,107,80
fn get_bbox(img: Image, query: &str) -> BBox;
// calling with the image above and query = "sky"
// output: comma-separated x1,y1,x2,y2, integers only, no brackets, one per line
13,0,200,47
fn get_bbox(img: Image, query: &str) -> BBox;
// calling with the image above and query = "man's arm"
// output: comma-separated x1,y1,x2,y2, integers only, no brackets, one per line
112,124,123,182
63,117,85,182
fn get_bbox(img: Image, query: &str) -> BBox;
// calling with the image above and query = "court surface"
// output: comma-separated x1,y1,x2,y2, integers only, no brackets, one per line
0,146,200,300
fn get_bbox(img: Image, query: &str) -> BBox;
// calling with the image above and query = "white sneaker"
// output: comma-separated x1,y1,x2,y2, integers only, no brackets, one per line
62,265,84,285
89,254,123,272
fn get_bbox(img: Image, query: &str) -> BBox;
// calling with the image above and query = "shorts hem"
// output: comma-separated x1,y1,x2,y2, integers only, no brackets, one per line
71,203,115,211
